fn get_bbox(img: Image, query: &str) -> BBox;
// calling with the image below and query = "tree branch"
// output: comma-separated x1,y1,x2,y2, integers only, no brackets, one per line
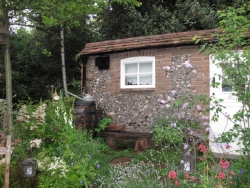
9,23,48,29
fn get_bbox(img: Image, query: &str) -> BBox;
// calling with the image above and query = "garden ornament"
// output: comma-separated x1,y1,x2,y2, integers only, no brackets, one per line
52,88,60,101
181,150,196,174
21,158,37,177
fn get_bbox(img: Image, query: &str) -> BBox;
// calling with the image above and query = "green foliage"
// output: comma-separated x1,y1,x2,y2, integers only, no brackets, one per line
152,91,209,146
95,117,113,133
95,0,237,40
0,27,82,102
173,0,219,30
152,117,184,145
231,156,250,187
198,1,250,155
134,146,181,165
0,0,143,102
8,160,38,188
97,159,169,188
37,157,97,188
0,165,3,186
10,94,103,187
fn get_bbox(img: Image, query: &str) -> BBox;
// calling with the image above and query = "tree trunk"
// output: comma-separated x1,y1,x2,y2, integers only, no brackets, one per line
3,9,13,138
60,24,69,96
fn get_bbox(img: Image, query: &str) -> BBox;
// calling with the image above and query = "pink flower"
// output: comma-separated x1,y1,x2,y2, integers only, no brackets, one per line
185,174,190,179
168,171,177,180
216,172,226,180
226,144,230,149
198,144,209,153
175,180,180,186
190,177,197,182
220,159,230,169
199,157,204,161
230,171,235,176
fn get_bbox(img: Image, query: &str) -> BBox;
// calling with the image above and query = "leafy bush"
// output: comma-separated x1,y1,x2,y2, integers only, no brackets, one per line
9,94,102,187
95,117,113,133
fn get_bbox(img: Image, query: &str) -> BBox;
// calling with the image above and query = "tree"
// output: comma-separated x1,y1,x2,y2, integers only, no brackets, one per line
95,0,237,40
31,0,141,96
0,0,141,136
199,1,250,154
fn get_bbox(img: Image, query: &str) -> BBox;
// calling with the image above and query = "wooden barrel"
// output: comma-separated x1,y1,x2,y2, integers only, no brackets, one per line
74,99,97,131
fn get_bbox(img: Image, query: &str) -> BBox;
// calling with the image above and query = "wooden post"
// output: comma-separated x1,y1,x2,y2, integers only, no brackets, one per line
5,135,11,188
0,135,11,188
3,111,7,130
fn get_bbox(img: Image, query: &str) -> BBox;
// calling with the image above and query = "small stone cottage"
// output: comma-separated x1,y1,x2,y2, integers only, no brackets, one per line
79,29,216,133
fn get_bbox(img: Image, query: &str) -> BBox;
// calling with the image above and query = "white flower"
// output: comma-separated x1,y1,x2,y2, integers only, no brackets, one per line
32,103,46,124
159,99,166,104
165,104,170,109
167,96,172,101
171,90,177,96
16,105,30,123
30,139,42,148
182,102,189,109
183,143,188,150
163,66,171,70
171,123,176,127
47,157,69,177
196,105,202,111
182,60,193,68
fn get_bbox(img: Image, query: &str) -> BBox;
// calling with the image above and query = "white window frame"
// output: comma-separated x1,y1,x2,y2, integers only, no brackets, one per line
120,56,155,89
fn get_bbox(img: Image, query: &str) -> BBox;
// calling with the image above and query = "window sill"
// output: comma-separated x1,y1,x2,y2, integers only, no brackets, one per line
120,88,155,92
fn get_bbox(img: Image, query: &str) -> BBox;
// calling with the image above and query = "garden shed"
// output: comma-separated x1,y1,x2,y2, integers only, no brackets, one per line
80,29,249,155
79,29,216,133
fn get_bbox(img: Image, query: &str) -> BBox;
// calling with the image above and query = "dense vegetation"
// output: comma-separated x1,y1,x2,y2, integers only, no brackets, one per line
1,0,248,102
0,1,250,187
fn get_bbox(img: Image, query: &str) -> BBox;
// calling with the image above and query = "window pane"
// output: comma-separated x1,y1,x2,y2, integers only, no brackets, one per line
139,62,152,73
222,78,233,92
139,74,152,85
125,75,137,85
125,63,137,74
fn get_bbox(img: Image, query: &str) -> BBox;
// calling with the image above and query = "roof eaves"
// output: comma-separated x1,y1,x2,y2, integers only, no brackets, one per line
80,29,220,56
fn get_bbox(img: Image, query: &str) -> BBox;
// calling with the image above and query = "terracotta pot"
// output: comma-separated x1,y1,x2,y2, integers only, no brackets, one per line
106,124,125,131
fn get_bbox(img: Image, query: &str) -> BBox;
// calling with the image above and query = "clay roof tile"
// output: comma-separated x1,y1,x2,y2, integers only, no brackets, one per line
80,29,220,55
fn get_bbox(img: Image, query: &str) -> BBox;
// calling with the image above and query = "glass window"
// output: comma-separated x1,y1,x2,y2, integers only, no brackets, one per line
120,57,155,88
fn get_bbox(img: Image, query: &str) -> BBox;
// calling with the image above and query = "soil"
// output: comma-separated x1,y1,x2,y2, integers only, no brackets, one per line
109,156,132,166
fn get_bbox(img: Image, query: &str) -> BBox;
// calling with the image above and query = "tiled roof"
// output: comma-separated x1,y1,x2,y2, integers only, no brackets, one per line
80,29,220,55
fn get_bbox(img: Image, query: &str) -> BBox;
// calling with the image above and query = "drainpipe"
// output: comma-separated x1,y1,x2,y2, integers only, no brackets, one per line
81,55,88,95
